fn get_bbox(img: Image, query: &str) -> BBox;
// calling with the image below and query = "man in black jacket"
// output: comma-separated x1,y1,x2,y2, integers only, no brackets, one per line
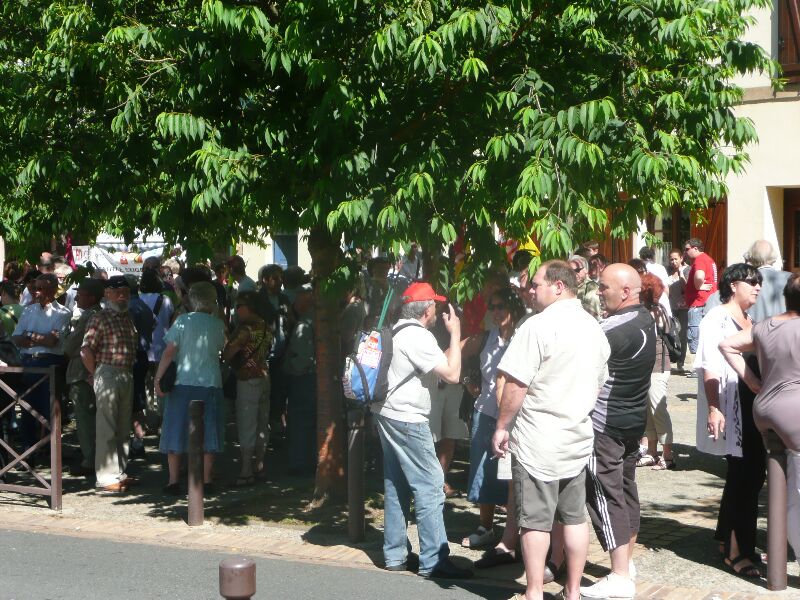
581,263,656,600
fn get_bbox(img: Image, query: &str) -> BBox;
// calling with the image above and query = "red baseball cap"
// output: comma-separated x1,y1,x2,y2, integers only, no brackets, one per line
401,282,447,304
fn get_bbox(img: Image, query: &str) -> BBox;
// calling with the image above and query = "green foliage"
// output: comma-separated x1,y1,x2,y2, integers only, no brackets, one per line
0,0,777,273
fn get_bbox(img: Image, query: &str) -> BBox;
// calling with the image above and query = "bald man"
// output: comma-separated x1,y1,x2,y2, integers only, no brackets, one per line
581,264,656,600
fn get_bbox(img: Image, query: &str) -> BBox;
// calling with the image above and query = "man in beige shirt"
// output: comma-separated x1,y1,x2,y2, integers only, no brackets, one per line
493,261,609,600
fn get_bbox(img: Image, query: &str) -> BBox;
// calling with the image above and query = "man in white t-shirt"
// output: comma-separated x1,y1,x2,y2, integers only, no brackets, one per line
492,261,610,600
374,282,470,579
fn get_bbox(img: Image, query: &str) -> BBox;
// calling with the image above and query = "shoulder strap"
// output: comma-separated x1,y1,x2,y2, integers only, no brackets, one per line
1,306,18,324
392,322,423,334
152,294,164,316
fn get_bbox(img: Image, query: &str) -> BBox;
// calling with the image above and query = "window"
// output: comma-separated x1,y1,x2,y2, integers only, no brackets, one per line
779,0,800,81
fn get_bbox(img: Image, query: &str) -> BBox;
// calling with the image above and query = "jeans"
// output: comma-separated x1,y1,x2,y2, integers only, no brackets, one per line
687,306,704,354
20,354,64,450
376,414,449,573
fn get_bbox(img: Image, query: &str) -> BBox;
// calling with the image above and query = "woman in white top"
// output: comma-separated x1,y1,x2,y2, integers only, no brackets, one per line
459,287,526,555
695,263,763,578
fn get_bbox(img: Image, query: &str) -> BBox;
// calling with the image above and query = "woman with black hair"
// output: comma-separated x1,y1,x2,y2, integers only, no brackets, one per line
694,262,764,578
459,286,526,553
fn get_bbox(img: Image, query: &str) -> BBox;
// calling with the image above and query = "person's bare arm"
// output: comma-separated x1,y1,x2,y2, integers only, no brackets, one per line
491,374,526,457
719,330,760,393
432,304,461,384
703,369,725,440
80,346,97,378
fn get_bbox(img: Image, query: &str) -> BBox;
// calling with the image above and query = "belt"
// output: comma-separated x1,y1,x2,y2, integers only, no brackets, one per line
24,352,62,361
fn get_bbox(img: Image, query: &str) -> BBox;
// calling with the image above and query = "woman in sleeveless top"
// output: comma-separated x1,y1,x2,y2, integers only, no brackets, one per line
695,263,763,577
720,272,800,569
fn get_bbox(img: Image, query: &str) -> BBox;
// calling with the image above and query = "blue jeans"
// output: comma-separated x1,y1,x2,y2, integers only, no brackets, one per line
687,306,704,354
376,414,449,573
20,354,64,450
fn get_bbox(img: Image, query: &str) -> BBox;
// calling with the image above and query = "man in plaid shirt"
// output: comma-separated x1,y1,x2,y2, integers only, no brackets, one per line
81,276,138,493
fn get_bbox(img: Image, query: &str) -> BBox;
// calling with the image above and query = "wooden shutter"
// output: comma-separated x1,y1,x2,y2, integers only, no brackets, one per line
780,0,800,82
691,200,728,269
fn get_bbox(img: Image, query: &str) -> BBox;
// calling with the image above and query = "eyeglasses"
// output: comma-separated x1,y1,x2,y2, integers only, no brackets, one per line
736,277,761,286
573,266,583,273
487,303,506,311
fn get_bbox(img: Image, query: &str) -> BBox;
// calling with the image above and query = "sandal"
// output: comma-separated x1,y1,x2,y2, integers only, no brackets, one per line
652,456,675,470
474,548,517,569
461,526,495,548
724,555,762,578
233,475,255,487
636,454,656,467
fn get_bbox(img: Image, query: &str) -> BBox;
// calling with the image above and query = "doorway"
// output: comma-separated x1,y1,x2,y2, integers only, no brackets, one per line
783,189,800,272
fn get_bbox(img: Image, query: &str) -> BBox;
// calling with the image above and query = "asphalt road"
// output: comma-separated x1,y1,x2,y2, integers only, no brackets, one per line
1,529,519,600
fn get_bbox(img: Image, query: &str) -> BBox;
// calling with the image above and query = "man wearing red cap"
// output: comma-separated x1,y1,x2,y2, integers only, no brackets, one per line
374,281,471,579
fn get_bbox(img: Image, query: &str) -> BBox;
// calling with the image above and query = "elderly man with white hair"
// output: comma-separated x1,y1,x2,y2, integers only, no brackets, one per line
744,239,791,323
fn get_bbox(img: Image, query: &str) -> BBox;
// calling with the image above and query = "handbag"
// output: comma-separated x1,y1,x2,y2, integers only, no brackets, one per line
0,339,22,367
159,361,178,393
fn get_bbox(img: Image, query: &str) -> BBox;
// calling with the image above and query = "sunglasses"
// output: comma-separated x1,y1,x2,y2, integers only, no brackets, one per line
487,303,506,311
736,277,760,287
573,266,583,273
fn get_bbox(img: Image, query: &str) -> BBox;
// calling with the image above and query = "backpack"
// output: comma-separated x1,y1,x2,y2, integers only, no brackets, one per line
342,287,420,408
657,305,682,363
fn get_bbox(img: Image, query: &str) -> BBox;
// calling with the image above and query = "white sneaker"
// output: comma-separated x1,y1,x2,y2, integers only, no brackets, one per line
629,559,637,581
579,572,635,599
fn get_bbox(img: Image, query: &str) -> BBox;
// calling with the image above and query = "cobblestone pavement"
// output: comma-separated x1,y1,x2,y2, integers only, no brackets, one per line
1,369,798,599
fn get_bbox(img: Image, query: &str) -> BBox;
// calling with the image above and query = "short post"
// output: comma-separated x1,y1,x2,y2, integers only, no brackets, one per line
188,400,205,527
219,557,256,600
49,366,62,511
347,407,365,542
765,429,788,591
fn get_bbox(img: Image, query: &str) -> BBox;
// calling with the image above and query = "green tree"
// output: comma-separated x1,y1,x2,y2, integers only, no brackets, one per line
0,0,775,496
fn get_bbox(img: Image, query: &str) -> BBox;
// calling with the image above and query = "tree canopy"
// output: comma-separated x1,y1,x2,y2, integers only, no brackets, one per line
1,0,775,275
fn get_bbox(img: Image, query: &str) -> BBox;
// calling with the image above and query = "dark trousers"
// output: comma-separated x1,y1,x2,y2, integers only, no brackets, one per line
715,365,766,560
586,431,641,552
132,350,149,414
268,357,289,427
20,354,64,450
286,373,317,472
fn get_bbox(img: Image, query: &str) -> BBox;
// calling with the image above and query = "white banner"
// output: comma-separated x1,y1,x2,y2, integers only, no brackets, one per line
72,246,150,276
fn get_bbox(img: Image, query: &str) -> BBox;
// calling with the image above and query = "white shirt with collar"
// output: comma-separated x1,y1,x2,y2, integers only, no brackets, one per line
13,301,72,355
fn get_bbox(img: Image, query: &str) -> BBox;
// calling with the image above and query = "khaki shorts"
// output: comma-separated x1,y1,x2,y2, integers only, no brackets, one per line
428,383,469,443
512,457,587,531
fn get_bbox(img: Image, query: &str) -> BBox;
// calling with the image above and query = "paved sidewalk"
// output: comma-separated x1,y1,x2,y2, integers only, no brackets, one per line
1,371,798,599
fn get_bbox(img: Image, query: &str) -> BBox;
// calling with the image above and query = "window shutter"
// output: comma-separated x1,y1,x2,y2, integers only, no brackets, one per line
691,200,728,270
779,0,800,82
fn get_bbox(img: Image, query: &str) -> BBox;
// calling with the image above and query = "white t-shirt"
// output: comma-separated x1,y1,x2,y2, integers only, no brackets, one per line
375,319,446,423
498,298,610,482
646,262,671,289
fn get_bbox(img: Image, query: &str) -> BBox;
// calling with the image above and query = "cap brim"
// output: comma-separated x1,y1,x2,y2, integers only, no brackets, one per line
433,294,447,302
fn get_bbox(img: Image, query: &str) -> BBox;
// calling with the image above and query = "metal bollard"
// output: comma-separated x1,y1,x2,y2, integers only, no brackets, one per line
765,429,788,591
347,407,366,542
188,400,205,527
219,557,256,600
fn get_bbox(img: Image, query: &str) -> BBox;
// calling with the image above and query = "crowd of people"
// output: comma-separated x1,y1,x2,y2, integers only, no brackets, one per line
0,253,319,495
365,237,799,600
1,236,798,600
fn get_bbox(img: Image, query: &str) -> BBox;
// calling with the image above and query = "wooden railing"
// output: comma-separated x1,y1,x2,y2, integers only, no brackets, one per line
0,366,62,510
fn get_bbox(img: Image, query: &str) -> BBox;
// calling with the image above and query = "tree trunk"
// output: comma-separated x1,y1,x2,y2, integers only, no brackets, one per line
308,226,346,501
